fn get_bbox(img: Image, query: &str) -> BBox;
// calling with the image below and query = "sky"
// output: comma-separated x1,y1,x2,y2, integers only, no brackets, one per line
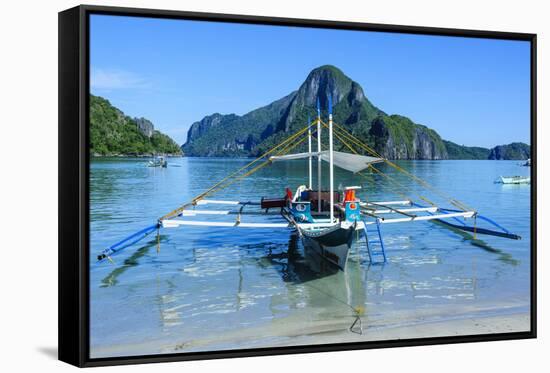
90,14,531,148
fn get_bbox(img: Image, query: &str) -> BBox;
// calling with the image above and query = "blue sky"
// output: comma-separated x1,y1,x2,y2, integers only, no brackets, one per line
90,14,531,148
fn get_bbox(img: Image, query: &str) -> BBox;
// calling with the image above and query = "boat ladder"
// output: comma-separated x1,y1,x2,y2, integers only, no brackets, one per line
363,218,387,264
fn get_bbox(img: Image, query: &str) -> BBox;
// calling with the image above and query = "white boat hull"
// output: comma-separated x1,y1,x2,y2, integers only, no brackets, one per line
498,176,530,184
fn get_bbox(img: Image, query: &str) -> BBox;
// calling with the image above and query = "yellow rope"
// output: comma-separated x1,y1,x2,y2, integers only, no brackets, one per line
325,120,474,212
338,125,469,210
160,120,317,221
419,195,438,207
216,134,310,192
326,124,414,202
161,112,474,222
209,128,314,194
330,125,426,202
367,165,413,202
333,123,471,210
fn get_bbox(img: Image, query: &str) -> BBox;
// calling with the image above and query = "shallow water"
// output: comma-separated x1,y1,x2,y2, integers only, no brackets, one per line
89,158,531,357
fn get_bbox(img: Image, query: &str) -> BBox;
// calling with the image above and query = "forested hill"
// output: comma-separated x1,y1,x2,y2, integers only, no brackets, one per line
182,65,447,159
443,141,491,160
488,142,530,160
444,141,530,160
90,95,181,156
181,65,529,160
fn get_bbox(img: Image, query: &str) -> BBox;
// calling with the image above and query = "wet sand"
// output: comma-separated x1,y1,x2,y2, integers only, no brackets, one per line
91,310,530,358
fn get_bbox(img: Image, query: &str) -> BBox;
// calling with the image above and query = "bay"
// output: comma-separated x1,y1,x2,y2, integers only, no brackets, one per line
89,158,531,357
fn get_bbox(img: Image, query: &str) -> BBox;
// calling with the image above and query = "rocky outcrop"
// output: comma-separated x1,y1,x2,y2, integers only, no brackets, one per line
182,92,296,156
488,142,530,160
283,66,380,132
182,65,385,157
185,113,239,143
90,95,181,156
370,115,447,160
134,117,154,138
181,65,480,160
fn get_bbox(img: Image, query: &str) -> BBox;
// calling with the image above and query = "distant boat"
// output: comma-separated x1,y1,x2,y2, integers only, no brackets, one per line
496,176,530,184
522,159,531,167
147,155,167,168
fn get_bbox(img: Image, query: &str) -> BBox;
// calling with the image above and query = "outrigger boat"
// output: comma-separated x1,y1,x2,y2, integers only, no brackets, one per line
147,155,167,168
98,96,521,270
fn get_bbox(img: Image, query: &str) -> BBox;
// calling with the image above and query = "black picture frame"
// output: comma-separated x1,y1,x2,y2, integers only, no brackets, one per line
58,4,537,367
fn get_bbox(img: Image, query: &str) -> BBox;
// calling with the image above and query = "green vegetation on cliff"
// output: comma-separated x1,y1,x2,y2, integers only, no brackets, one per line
90,95,181,156
444,141,530,160
444,141,491,160
182,65,529,160
488,142,530,160
183,65,450,159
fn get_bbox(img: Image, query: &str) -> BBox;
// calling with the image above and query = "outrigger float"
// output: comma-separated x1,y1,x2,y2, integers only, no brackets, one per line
97,96,521,270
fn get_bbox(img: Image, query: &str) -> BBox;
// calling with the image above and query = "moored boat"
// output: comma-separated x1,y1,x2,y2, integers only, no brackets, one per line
147,155,167,168
299,221,357,269
497,176,530,184
277,186,365,269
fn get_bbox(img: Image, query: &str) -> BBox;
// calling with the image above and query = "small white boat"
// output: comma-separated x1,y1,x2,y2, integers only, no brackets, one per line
147,155,167,168
497,176,530,184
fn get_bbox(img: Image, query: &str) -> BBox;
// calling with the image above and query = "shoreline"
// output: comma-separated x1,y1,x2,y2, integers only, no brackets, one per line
91,154,183,158
90,310,530,359
91,155,530,161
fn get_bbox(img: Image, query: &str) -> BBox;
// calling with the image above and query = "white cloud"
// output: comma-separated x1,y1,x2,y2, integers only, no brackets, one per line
91,68,150,90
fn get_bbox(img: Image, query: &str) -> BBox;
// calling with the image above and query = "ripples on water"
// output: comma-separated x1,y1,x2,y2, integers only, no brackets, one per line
89,158,531,357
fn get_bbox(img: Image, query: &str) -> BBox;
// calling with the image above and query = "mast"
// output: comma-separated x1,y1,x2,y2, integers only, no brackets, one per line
316,98,322,213
308,115,312,189
328,94,334,223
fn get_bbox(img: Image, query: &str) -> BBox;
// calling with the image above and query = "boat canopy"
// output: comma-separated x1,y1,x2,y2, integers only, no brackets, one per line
269,151,384,173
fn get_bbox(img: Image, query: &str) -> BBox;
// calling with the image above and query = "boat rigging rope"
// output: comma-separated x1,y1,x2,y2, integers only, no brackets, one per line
327,121,441,205
159,120,319,221
98,130,314,262
331,125,438,206
302,281,365,334
336,121,474,211
322,120,475,212
327,124,415,202
209,133,312,195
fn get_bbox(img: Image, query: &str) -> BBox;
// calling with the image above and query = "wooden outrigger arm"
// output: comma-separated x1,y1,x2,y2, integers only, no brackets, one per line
161,199,477,228
96,196,518,264
361,201,417,218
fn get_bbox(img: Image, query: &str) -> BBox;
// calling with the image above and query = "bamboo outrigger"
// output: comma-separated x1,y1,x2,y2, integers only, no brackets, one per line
97,95,521,269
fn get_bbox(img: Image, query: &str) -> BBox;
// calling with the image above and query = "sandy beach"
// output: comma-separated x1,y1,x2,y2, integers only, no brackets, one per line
91,307,529,358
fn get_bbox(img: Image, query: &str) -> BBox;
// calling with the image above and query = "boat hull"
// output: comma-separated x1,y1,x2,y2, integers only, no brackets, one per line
499,176,530,184
300,223,357,269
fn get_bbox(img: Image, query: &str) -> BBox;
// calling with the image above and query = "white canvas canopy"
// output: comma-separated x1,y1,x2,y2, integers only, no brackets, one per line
269,151,384,173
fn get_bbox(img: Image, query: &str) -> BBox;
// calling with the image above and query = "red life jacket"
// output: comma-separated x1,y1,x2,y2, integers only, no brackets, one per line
285,187,293,200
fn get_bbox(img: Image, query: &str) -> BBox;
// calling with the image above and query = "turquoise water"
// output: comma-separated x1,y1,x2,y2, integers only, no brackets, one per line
89,158,531,357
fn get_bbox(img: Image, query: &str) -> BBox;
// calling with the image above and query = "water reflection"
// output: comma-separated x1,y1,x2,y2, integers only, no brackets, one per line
433,220,520,266
259,233,340,283
100,243,153,287
90,158,530,355
98,225,514,332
